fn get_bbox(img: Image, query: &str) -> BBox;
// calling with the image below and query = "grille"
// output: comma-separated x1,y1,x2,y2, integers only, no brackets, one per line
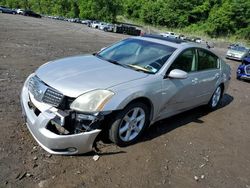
28,76,64,107
245,65,250,74
43,87,64,107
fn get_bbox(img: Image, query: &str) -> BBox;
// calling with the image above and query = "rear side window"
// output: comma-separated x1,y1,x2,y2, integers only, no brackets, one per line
197,49,219,71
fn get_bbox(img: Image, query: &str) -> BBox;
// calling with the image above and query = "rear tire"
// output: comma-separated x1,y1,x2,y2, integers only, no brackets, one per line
109,102,150,146
207,85,222,110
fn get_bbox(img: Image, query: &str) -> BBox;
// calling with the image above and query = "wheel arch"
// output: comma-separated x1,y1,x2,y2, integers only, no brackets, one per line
124,97,154,122
219,82,225,94
105,96,155,123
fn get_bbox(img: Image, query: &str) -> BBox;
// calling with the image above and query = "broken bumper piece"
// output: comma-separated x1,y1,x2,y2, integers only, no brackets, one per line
20,83,101,155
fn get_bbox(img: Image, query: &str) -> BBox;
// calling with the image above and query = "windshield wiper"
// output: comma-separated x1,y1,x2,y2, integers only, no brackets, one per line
94,54,151,73
107,59,127,67
95,54,128,68
127,64,154,74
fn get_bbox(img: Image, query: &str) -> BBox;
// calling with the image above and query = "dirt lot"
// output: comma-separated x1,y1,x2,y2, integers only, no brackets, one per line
0,14,250,188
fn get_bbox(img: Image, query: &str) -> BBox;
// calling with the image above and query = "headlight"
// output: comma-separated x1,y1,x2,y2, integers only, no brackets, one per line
70,90,114,113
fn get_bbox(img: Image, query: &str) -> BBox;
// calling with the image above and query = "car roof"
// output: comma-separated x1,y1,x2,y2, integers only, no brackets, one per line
133,34,201,49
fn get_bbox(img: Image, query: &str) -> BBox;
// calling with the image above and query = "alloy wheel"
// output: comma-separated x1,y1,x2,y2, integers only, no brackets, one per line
212,86,222,108
118,107,146,142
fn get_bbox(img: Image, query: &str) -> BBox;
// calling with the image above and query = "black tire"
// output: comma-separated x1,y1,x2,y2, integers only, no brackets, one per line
207,85,223,110
109,102,150,146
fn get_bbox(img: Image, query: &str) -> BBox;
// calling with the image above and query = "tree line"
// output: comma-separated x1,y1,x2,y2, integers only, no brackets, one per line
1,0,249,39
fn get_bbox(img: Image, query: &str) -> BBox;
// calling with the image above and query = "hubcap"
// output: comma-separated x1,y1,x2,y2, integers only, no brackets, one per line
212,87,221,107
119,107,146,142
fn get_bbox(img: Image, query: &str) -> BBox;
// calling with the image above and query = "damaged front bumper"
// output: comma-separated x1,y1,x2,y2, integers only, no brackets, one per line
20,80,102,155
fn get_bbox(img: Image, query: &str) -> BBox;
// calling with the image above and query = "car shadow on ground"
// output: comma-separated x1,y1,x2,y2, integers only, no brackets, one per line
75,150,126,157
140,93,234,143
240,79,250,83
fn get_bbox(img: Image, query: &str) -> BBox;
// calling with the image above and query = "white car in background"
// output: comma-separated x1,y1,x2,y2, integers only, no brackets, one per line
99,23,114,32
226,46,250,61
194,37,203,43
160,32,179,39
16,8,24,14
91,21,100,28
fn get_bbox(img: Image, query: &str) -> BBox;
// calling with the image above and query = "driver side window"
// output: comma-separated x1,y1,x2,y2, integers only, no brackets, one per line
168,49,196,73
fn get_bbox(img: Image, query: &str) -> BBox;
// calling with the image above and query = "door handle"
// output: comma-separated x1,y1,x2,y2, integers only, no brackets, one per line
215,73,220,78
191,78,198,85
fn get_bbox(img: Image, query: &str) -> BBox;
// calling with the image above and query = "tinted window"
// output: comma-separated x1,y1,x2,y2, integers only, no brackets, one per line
197,49,219,71
168,49,196,73
98,38,176,74
111,42,140,57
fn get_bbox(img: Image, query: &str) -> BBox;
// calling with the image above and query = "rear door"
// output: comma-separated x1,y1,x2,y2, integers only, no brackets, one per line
195,48,221,102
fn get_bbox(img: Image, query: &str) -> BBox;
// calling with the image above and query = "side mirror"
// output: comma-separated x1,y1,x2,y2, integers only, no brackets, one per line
167,69,188,79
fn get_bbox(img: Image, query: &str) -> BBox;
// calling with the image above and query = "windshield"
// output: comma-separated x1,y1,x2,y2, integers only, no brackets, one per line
232,46,248,52
97,38,176,74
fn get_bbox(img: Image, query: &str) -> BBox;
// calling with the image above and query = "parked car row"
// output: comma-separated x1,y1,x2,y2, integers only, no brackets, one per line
45,15,142,36
0,6,16,14
45,16,115,32
160,32,204,43
0,6,41,18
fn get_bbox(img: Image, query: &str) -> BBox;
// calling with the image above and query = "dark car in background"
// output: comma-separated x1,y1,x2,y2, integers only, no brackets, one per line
0,6,16,14
237,57,250,81
23,10,41,18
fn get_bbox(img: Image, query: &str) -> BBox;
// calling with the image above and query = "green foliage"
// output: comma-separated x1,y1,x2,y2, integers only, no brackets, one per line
0,0,121,22
236,27,250,40
79,0,122,22
123,0,142,19
205,0,250,38
0,0,249,39
123,0,249,40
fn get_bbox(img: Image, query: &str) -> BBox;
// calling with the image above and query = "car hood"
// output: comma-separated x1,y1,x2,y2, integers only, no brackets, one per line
36,55,148,98
227,49,246,56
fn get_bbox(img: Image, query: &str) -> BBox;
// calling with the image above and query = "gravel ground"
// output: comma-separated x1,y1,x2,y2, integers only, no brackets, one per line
0,14,250,188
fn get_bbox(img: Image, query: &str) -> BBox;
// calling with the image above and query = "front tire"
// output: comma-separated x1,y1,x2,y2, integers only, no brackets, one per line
208,85,222,110
109,102,150,146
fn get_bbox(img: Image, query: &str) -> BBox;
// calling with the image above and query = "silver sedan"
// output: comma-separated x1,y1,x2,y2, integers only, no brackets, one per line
21,35,231,155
